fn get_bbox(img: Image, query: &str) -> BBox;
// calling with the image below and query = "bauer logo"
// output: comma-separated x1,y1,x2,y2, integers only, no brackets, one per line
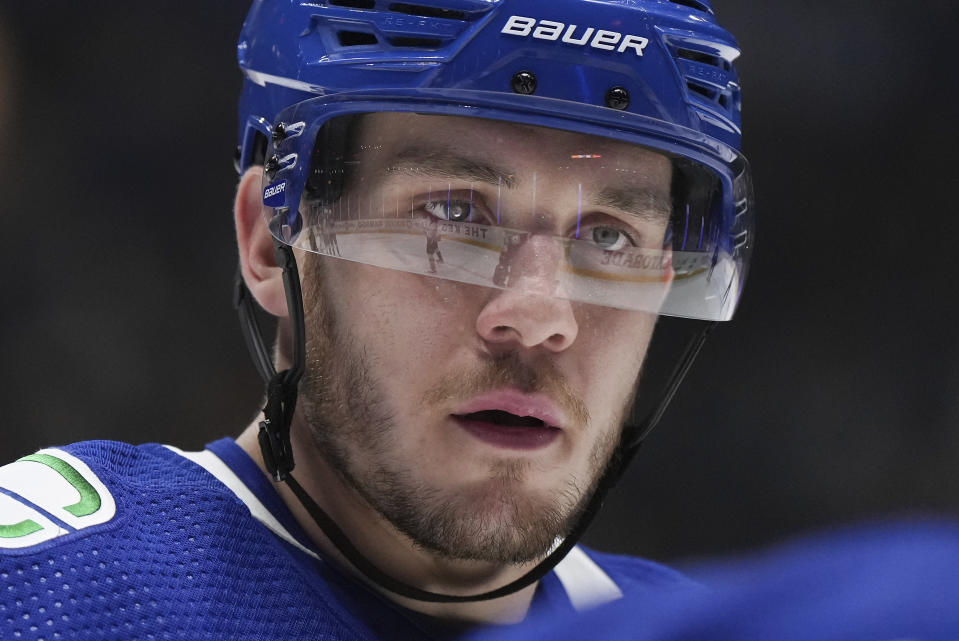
263,181,288,207
501,16,649,56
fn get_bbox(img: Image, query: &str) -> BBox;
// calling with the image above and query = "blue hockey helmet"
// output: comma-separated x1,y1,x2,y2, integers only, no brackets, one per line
235,0,753,322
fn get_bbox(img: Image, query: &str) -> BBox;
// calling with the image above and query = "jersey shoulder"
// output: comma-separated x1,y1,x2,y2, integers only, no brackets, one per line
0,440,384,640
0,440,229,553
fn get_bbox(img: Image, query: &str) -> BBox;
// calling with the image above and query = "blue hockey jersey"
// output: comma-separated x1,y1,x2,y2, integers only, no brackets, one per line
0,438,698,640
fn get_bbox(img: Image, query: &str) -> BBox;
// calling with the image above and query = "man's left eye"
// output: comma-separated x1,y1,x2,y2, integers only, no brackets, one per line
424,200,473,222
591,226,633,251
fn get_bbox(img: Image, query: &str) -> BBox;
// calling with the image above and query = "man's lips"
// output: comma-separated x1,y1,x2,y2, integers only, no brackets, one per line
453,390,566,429
451,390,565,451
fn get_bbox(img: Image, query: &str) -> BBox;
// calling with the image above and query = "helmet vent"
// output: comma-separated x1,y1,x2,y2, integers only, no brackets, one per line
667,0,713,13
664,35,740,119
676,48,729,71
687,82,717,101
338,30,379,46
388,3,468,21
686,80,738,114
329,0,377,8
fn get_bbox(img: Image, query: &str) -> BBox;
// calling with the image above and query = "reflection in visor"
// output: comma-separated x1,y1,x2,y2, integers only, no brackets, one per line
293,214,675,311
264,112,751,320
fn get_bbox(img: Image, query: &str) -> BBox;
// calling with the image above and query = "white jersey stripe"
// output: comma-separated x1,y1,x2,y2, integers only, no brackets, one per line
165,445,320,562
553,546,624,610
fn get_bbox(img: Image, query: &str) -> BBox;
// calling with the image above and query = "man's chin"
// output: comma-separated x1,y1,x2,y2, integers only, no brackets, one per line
397,479,575,565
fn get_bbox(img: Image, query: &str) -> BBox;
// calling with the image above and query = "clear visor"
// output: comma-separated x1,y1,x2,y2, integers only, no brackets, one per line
262,112,752,320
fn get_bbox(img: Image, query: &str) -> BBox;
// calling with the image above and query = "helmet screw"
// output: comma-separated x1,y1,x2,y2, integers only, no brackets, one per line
511,71,537,95
605,86,630,110
272,122,287,143
265,154,281,178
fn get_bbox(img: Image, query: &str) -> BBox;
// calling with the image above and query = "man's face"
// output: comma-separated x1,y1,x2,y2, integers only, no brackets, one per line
297,113,672,564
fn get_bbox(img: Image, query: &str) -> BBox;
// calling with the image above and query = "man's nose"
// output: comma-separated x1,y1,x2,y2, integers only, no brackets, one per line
476,235,578,352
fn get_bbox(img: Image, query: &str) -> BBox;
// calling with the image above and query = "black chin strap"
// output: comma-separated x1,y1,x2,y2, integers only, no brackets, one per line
235,244,716,603
234,242,304,481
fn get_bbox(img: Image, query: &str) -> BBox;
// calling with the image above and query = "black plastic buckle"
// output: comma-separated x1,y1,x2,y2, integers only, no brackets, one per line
257,372,295,481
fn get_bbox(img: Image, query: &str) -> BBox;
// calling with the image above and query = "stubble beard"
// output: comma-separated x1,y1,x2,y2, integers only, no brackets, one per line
297,257,624,565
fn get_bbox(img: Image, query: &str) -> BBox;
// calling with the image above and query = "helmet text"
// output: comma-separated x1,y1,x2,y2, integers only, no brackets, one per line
501,15,649,56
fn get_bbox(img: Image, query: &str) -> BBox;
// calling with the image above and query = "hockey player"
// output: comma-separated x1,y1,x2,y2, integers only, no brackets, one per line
425,215,445,273
0,1,752,638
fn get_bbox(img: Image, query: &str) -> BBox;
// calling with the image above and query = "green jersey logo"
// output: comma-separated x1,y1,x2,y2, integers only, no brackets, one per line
0,449,116,549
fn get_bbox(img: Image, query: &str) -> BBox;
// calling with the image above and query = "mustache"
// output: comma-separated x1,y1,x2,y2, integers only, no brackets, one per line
421,352,590,429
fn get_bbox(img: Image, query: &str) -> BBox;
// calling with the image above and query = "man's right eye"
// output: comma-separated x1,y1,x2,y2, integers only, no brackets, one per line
424,199,474,222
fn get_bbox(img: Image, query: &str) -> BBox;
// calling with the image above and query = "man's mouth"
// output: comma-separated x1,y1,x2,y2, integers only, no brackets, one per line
461,409,551,428
451,391,565,450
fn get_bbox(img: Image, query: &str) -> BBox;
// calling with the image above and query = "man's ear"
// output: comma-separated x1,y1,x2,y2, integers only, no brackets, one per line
235,166,289,318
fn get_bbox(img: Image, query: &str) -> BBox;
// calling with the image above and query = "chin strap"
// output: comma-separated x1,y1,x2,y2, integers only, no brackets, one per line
235,242,304,482
235,244,716,602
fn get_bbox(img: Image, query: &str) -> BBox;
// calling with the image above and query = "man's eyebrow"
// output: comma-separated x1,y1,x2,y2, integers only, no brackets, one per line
384,148,517,189
594,186,672,223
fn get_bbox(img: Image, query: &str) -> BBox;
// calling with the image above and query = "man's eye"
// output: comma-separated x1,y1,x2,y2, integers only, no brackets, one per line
591,226,633,251
424,200,473,222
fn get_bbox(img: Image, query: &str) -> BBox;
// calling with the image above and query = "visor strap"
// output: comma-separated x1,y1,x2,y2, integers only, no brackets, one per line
625,321,717,453
605,320,718,489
